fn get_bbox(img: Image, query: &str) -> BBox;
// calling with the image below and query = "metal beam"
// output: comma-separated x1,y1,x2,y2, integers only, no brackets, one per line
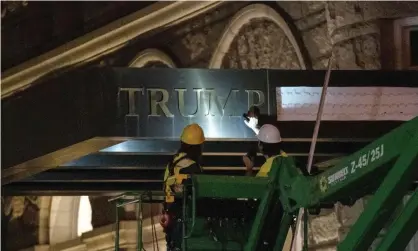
1,137,125,184
2,182,163,196
18,167,259,182
375,189,418,251
1,154,345,196
98,139,367,155
337,132,418,251
1,136,372,195
3,137,361,184
62,154,342,169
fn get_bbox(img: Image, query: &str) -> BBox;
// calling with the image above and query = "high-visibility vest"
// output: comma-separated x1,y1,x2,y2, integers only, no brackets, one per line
163,152,202,203
256,151,288,177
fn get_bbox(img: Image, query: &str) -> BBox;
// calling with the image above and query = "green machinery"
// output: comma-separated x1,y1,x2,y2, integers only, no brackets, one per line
111,116,418,251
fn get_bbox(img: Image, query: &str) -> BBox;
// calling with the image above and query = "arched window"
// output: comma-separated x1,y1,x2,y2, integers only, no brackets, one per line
77,196,93,236
129,48,176,68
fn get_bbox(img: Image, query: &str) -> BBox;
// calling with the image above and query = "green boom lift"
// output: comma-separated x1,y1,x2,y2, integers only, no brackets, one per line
111,115,418,251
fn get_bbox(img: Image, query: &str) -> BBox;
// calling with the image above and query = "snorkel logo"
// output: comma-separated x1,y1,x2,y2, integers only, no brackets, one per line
327,167,349,186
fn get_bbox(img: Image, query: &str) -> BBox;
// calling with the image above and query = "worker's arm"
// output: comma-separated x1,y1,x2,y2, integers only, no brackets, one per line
243,145,258,176
243,155,255,176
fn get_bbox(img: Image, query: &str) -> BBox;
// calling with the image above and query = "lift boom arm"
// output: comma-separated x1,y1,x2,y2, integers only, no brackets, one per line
277,116,418,251
185,116,418,251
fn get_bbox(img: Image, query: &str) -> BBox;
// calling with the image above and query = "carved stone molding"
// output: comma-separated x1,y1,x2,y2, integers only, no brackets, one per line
209,4,306,69
222,19,302,69
1,1,223,99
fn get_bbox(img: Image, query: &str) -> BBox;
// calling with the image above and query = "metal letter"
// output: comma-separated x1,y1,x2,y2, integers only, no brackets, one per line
202,89,220,117
148,88,174,117
119,87,143,117
245,90,265,109
223,89,240,117
202,89,240,117
175,88,202,118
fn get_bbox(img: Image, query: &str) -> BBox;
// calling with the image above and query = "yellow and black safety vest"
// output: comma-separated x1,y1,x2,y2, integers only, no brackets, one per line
256,151,288,177
163,152,202,203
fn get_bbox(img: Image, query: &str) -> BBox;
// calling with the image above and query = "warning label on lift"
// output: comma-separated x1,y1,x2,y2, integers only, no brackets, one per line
320,144,385,192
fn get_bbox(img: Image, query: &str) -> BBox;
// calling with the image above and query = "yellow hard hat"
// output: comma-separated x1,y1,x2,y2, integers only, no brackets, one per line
180,124,205,145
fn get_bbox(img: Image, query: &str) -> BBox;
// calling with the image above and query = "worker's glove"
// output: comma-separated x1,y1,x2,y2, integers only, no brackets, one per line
244,117,260,135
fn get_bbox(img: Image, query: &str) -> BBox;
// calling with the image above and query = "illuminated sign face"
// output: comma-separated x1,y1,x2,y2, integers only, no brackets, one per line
116,69,271,138
119,87,265,118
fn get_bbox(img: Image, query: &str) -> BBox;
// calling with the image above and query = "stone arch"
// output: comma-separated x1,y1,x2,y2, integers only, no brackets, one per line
48,196,88,245
209,4,306,69
129,48,176,68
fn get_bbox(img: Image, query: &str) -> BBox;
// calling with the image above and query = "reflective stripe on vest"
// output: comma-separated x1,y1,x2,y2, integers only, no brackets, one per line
256,151,288,177
163,153,196,203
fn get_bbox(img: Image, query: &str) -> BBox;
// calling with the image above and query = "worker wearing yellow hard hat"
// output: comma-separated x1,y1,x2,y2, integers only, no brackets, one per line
243,113,293,250
160,123,205,251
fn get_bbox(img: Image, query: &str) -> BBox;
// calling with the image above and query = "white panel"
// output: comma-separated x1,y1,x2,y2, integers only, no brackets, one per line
276,87,418,121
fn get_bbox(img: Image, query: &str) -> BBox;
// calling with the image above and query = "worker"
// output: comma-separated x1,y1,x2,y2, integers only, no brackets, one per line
243,119,294,250
160,123,205,251
244,106,310,176
243,119,286,177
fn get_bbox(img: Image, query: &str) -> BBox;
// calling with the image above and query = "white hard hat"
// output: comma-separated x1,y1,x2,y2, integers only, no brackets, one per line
257,124,282,143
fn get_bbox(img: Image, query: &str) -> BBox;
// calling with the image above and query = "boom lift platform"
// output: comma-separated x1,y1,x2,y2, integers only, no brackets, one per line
110,116,418,251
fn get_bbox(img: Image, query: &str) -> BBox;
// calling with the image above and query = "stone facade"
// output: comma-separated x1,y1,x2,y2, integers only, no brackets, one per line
280,1,418,70
166,2,248,68
3,1,418,251
222,19,302,69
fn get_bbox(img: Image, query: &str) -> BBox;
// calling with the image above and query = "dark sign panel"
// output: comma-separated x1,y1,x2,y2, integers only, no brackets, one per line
115,68,269,138
3,67,417,173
